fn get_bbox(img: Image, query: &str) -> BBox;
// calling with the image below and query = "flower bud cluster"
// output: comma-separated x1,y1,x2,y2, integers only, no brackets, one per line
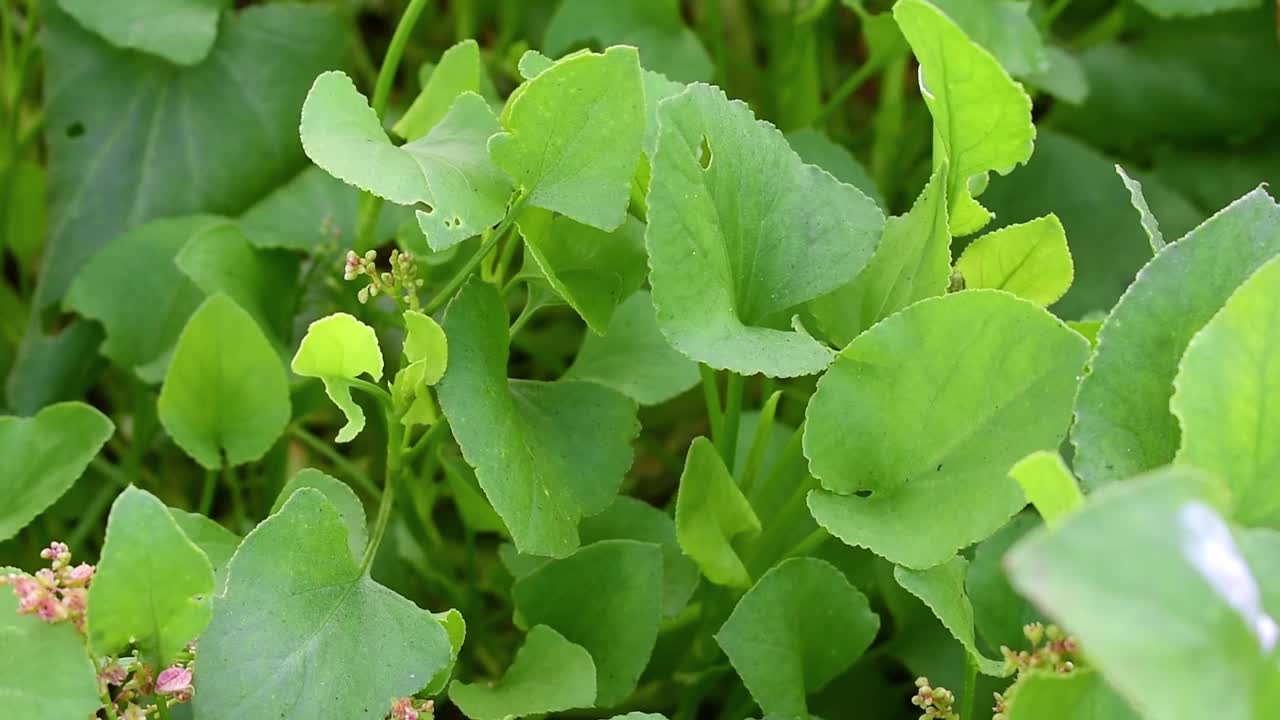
991,622,1081,720
911,677,959,719
344,249,425,309
389,696,434,720
0,541,94,630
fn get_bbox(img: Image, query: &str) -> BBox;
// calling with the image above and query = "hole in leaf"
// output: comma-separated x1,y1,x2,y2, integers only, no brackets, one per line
854,490,872,498
697,135,713,170
66,122,85,139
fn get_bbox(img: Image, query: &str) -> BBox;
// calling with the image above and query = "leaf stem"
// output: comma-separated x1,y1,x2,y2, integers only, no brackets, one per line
782,526,829,560
199,468,216,516
720,372,745,471
423,193,527,314
814,54,886,123
153,697,173,720
699,365,724,450
224,464,249,534
961,651,979,720
360,411,405,575
349,377,395,408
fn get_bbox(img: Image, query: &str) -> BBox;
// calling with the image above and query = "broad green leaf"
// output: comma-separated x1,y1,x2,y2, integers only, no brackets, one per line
1025,45,1088,105
63,215,225,374
1003,669,1140,720
0,402,113,541
437,281,638,557
87,486,215,667
423,608,466,696
301,74,513,252
403,311,449,385
675,437,761,588
195,489,452,720
580,497,700,618
239,167,404,252
809,165,949,347
1133,0,1260,20
0,567,101,720
158,294,291,469
1172,255,1280,526
451,625,596,719
965,514,1042,653
513,540,662,706
169,508,240,586
806,291,1089,568
57,0,229,66
490,47,644,231
928,0,1048,77
1115,165,1165,253
563,291,700,406
1008,451,1082,529
439,452,509,536
954,214,1073,306
893,557,1006,676
1072,188,1280,488
1006,467,1276,720
646,83,883,377
292,313,385,443
543,0,712,83
716,557,880,717
394,40,483,141
895,0,1034,236
272,469,368,560
786,128,884,210
516,209,649,334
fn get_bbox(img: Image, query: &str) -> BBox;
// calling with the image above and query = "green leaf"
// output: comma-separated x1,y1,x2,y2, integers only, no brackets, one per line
543,0,712,83
291,313,385,443
0,402,113,541
423,608,466,696
893,556,1006,676
1172,255,1280,526
56,0,229,65
169,508,240,587
437,281,638,557
646,83,884,377
301,73,513,252
805,291,1089,568
394,39,483,141
195,488,452,719
786,128,884,210
927,0,1048,77
0,567,101,720
439,452,509,536
809,165,949,347
272,468,368,561
403,310,449,386
954,214,1073,306
490,47,645,231
894,0,1034,236
1133,0,1260,19
450,625,596,719
965,514,1041,653
563,291,700,406
513,540,662,706
1003,669,1139,720
516,208,648,334
1115,165,1165,253
1006,467,1275,720
675,437,761,588
87,486,215,667
239,167,404,253
580,497,700,618
1024,45,1088,105
716,557,880,717
63,215,226,375
1008,451,1082,528
158,294,291,469
1072,188,1280,488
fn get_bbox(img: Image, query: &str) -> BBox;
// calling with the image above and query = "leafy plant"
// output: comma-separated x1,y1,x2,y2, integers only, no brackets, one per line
2,0,1279,719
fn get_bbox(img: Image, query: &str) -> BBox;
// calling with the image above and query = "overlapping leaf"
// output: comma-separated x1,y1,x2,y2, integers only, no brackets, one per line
543,0,712,83
394,39,484,141
292,313,384,443
955,214,1073,306
57,0,230,66
893,556,1007,676
272,469,368,560
675,437,761,588
451,625,596,719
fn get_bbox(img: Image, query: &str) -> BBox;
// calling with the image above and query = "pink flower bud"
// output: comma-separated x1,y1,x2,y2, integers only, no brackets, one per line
64,563,95,587
156,667,193,695
389,697,418,720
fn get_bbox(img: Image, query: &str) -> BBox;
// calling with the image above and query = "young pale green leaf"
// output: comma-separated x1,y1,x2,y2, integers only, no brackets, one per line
1133,0,1260,19
1115,165,1165,253
954,214,1074,306
169,508,240,587
56,0,229,66
805,291,1089,569
437,281,638,557
1172,255,1280,526
809,165,949,347
1006,467,1273,720
513,540,662,706
158,294,291,469
716,557,880,718
893,557,1007,676
490,46,644,231
292,313,384,443
1008,451,1083,528
0,567,101,720
564,291,700,406
422,608,466,696
927,0,1048,77
272,469,368,560
403,311,448,385
516,208,648,334
1072,188,1280,488
675,437,761,588
894,0,1034,236
195,489,452,720
63,215,226,375
87,486,215,667
451,625,596,719
301,73,513,251
1003,669,1140,720
646,83,884,377
543,0,712,83
394,39,483,141
580,497,700,618
0,402,113,541
786,128,884,210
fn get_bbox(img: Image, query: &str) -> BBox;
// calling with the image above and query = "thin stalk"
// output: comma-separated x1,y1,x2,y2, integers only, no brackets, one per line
961,651,979,720
404,418,450,467
423,193,526,314
99,688,120,720
782,526,829,560
350,377,395,408
198,469,216,516
1040,0,1072,30
154,697,173,720
492,225,522,286
453,0,475,42
66,478,119,550
699,365,724,448
225,465,249,534
705,0,727,90
814,54,884,123
290,425,380,499
508,299,539,337
360,411,406,575
720,372,744,470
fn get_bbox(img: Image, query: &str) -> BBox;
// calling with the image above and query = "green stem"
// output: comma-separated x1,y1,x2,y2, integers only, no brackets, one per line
814,54,884,123
290,425,380,499
1040,0,1072,30
66,477,120,550
508,299,539,337
699,364,724,449
154,697,173,720
350,377,395,408
492,225,522,286
404,418,450,467
422,193,527,314
720,372,744,471
99,688,119,720
198,469,216,516
961,651,978,720
705,0,727,90
360,411,406,575
225,464,249,534
782,526,829,560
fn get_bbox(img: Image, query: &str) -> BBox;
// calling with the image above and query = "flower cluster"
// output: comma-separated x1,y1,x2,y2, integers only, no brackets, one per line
344,249,425,309
388,696,434,720
991,622,1081,720
97,648,197,717
911,677,959,720
0,541,94,630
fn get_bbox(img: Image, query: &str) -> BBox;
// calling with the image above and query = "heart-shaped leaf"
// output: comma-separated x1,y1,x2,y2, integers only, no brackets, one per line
451,625,596,719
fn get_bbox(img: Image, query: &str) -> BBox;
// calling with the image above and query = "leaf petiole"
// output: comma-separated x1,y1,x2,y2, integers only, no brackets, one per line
423,192,528,314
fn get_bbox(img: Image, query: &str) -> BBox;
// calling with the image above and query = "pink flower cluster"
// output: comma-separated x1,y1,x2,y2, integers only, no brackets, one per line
0,541,95,631
389,697,434,720
98,655,196,717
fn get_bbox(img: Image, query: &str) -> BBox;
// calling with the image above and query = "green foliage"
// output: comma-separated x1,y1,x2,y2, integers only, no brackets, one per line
543,0,712,83
676,437,761,588
292,313,385,443
450,625,596,719
894,556,1006,676
954,214,1074,306
56,0,229,65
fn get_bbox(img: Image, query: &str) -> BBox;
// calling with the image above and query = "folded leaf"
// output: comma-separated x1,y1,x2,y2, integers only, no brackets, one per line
451,625,596,719
893,556,1007,676
1008,450,1083,528
57,0,229,66
955,214,1073,306
394,39,483,141
272,468,368,560
1115,164,1165,253
676,437,761,588
292,313,384,443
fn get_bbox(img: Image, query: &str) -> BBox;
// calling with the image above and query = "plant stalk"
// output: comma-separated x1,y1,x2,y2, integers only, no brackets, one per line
360,410,406,575
423,193,527,314
720,372,744,470
960,651,979,720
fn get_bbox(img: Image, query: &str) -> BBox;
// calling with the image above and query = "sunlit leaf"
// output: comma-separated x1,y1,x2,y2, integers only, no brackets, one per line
292,313,384,443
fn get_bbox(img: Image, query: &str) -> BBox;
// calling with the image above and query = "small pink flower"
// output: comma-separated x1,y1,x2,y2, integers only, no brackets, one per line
389,697,418,720
99,661,128,688
35,595,68,622
34,568,57,588
156,667,193,695
64,563,95,587
119,703,147,720
40,542,70,564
